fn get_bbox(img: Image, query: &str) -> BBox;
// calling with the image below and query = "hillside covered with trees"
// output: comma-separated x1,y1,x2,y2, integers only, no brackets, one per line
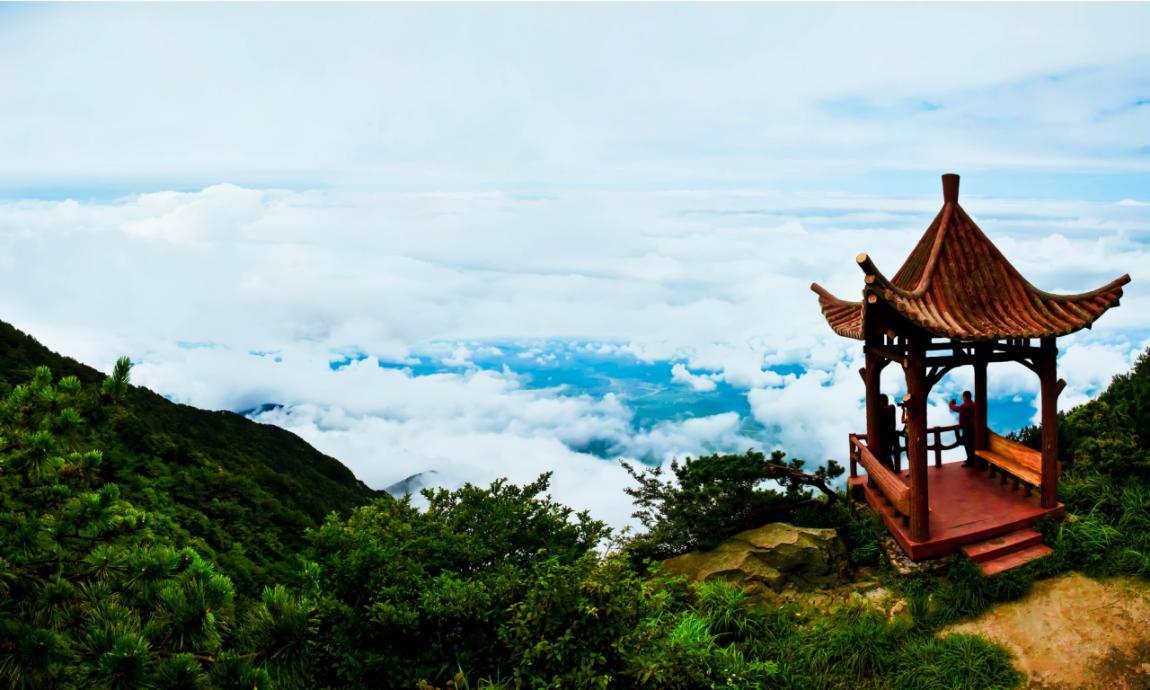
0,321,378,592
1,318,1147,688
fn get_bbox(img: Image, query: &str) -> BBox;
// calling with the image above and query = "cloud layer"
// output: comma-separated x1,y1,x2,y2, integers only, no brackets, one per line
1,185,1146,526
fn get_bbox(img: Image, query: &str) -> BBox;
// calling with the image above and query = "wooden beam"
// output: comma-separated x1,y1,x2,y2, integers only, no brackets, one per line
857,252,882,279
923,339,1043,356
868,343,907,364
993,342,1043,357
926,364,956,391
924,351,1040,368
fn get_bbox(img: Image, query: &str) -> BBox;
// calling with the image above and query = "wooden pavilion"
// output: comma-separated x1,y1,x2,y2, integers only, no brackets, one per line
811,174,1130,572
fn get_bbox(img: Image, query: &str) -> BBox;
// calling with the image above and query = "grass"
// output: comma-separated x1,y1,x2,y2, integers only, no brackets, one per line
888,634,1024,690
678,579,1025,690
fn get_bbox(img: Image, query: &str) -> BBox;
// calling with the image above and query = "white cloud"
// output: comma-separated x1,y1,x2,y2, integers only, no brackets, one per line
120,184,265,246
1,183,1147,526
621,413,758,465
441,346,474,369
671,363,719,392
1047,340,1143,416
748,360,862,464
127,344,765,528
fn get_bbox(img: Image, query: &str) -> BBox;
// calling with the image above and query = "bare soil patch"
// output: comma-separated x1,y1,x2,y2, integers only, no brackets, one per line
944,572,1150,689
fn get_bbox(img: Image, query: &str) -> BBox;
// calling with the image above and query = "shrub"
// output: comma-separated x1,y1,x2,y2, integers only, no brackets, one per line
622,450,844,561
306,475,615,687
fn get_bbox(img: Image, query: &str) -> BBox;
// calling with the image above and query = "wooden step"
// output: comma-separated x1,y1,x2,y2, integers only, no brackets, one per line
961,528,1044,563
977,543,1053,576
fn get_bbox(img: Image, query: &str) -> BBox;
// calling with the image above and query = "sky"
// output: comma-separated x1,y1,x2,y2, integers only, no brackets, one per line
1,3,1148,527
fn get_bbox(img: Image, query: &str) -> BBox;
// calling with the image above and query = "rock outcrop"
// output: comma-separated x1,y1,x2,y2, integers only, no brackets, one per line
662,522,849,599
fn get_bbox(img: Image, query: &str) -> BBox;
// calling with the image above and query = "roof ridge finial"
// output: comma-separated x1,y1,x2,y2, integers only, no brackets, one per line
942,173,959,204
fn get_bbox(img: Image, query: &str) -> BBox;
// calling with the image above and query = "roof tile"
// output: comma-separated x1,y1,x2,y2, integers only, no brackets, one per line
811,175,1130,341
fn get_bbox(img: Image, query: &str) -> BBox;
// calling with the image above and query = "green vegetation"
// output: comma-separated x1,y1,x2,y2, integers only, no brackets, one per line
2,317,1147,689
622,450,845,561
305,486,1018,689
1029,348,1150,579
0,363,315,687
0,321,377,592
306,476,613,687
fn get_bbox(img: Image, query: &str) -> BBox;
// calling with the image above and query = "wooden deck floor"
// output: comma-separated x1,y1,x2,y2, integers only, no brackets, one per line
849,462,1064,560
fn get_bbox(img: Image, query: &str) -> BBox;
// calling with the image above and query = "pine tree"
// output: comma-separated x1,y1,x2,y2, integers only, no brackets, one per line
100,356,132,403
0,365,313,689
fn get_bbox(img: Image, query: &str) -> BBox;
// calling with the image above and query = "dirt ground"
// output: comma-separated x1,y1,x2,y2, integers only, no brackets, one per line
944,572,1150,689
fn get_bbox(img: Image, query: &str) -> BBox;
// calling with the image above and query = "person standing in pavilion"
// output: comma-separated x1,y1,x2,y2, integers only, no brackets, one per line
878,394,898,469
949,391,977,467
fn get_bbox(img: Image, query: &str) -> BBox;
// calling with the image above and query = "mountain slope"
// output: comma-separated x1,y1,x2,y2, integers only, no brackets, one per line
0,319,379,590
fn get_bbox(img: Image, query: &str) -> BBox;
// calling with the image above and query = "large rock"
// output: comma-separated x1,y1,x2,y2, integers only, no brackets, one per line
662,523,849,598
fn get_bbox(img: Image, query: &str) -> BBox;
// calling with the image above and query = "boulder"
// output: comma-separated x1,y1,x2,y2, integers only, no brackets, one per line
662,522,849,598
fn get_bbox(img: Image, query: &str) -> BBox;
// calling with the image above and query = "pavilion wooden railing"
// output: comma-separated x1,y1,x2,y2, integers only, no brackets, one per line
851,424,962,525
892,424,962,471
849,433,911,519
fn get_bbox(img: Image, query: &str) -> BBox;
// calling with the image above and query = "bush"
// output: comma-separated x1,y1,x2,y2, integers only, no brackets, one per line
622,450,844,561
306,475,617,687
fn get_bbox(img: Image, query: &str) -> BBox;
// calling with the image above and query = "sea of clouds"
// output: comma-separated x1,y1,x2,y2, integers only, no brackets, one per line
2,2,1149,527
1,185,1146,527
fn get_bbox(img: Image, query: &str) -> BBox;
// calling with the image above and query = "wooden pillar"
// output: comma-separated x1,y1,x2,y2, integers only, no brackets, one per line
905,336,930,541
863,346,883,460
1038,338,1060,509
974,352,988,450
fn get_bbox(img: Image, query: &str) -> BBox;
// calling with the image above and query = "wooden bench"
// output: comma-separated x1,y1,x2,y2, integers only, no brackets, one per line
977,431,1042,491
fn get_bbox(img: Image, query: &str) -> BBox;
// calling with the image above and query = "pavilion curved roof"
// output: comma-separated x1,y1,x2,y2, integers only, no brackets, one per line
810,174,1131,342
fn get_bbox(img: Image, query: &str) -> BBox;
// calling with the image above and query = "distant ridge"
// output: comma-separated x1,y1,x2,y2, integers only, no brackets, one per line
386,469,440,495
239,402,285,418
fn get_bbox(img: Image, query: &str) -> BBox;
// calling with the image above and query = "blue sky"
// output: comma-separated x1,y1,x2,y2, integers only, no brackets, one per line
0,3,1148,525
